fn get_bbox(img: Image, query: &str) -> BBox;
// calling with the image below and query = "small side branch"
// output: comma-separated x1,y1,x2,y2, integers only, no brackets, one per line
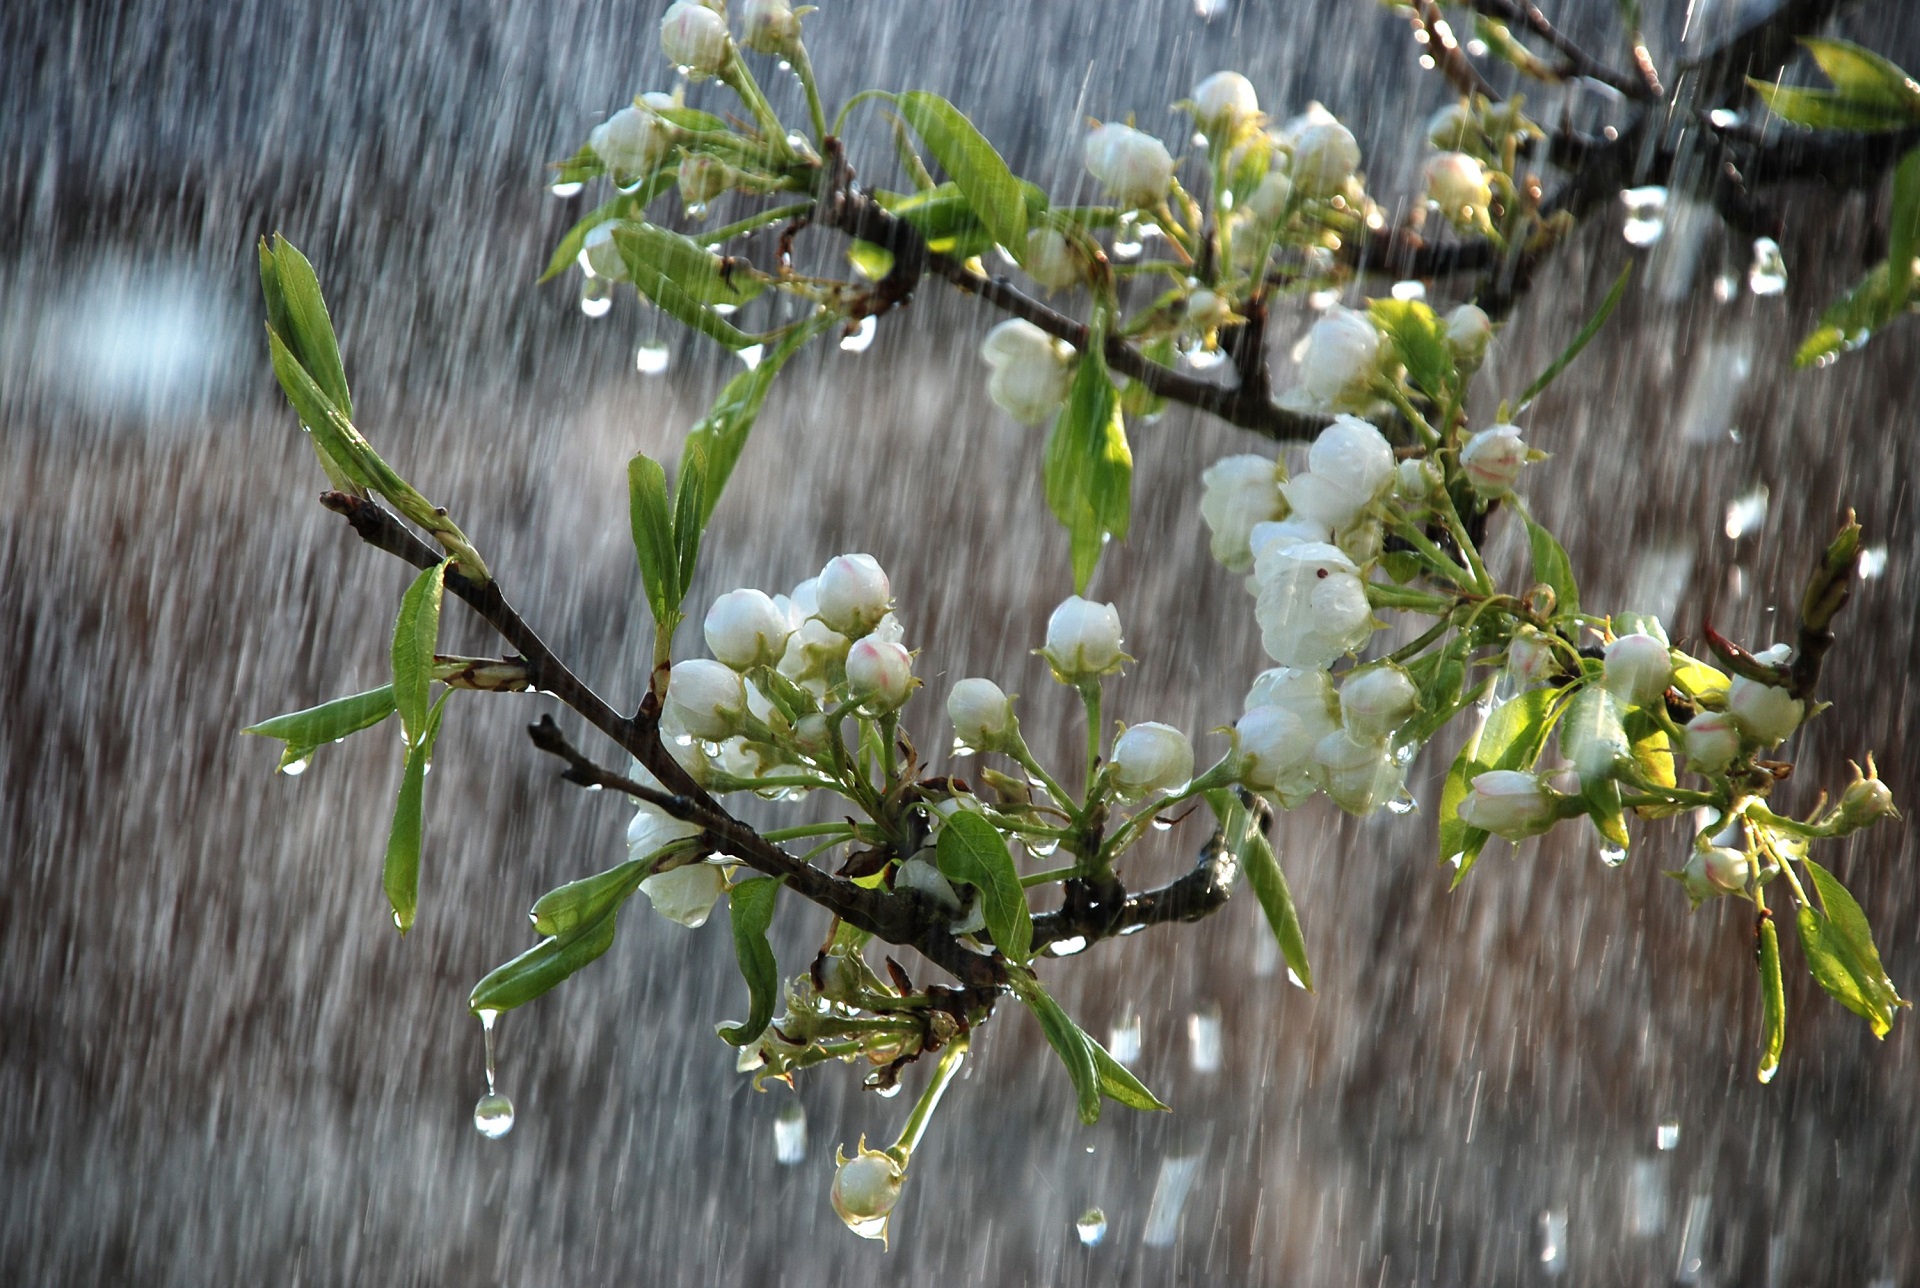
1469,0,1657,101
1030,814,1240,952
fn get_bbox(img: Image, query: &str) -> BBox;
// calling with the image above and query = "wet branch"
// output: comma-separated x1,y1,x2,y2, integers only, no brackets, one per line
1468,0,1656,100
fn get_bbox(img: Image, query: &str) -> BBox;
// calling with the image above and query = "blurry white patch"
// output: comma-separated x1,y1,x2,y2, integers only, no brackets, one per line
1723,486,1769,539
1141,1152,1205,1247
1625,544,1695,626
1677,336,1753,443
1858,544,1888,579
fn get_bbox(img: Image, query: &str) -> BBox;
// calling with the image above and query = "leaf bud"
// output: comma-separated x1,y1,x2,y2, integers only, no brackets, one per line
666,658,748,740
845,638,915,711
1043,596,1125,681
1831,758,1899,834
677,153,734,207
1111,721,1195,797
815,553,892,638
660,0,731,76
947,677,1016,752
1427,101,1475,151
1459,423,1528,497
1456,769,1560,839
1603,632,1673,708
704,587,793,670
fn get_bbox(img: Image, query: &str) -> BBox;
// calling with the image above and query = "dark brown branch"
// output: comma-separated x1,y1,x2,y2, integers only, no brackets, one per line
1469,0,1657,101
1683,0,1862,102
1412,0,1501,101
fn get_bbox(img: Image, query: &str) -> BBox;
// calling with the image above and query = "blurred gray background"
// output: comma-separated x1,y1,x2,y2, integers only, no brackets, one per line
5,1,1919,1283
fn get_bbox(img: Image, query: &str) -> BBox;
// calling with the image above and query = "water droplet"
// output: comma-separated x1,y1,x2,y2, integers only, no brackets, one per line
1049,935,1088,957
1390,279,1426,301
1187,1005,1222,1072
1538,1209,1568,1275
1597,843,1628,868
1149,814,1174,832
1621,186,1668,247
548,180,584,199
840,315,878,353
1286,966,1308,990
843,1213,888,1241
1141,1153,1204,1247
737,344,765,370
579,281,613,318
948,737,976,758
1858,544,1888,579
1708,108,1744,130
279,756,312,777
773,1099,807,1165
775,57,791,71
392,910,405,930
1307,287,1340,312
1713,273,1740,303
473,1092,515,1139
1108,1007,1142,1064
711,302,738,317
874,1081,903,1099
1026,835,1060,858
685,202,708,221
1676,1193,1713,1279
1724,485,1769,539
1183,345,1227,371
1757,1062,1777,1085
1657,1118,1681,1150
1076,1206,1109,1246
1385,789,1417,815
1748,237,1787,296
635,343,671,375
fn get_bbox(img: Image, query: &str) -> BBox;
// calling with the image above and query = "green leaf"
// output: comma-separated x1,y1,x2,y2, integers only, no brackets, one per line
1748,84,1920,132
244,685,397,771
894,92,1028,254
1010,969,1101,1124
1798,859,1907,1037
1757,912,1785,1083
678,311,835,530
1043,335,1133,592
267,235,353,421
1209,791,1312,991
539,178,676,284
611,222,765,349
1438,686,1562,884
391,559,450,746
1670,650,1730,701
1623,708,1677,793
627,452,681,640
1794,263,1899,367
846,239,895,282
1521,512,1580,620
1889,146,1920,311
935,810,1032,963
469,906,621,1014
1799,38,1920,113
1514,263,1631,411
1582,774,1631,851
1367,297,1456,404
384,692,449,934
671,441,709,611
529,858,649,938
263,327,373,489
719,877,783,1046
1091,1039,1169,1112
550,141,607,187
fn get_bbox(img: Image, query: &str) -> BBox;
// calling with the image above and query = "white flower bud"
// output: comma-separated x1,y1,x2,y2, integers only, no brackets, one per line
1459,424,1528,497
627,796,703,860
1296,308,1382,409
815,554,892,638
1191,71,1260,135
1245,665,1340,733
1253,542,1374,669
1247,517,1332,567
1281,414,1394,528
981,319,1074,425
1833,761,1898,833
1043,596,1125,680
589,103,677,176
1085,123,1175,210
947,678,1015,751
1111,722,1194,797
666,658,748,740
677,153,733,208
704,588,793,670
1243,169,1293,223
1506,626,1557,689
1425,152,1492,218
640,861,727,927
777,618,850,693
1394,456,1439,502
1233,704,1319,799
1199,454,1284,572
660,0,731,75
581,221,629,280
1603,633,1673,708
737,0,799,54
845,638,915,710
1288,120,1360,197
1022,228,1085,290
832,1141,906,1244
1682,711,1742,774
1445,303,1492,371
1187,289,1234,332
1311,728,1400,815
1728,675,1804,747
894,855,963,909
1455,770,1559,839
1427,101,1475,151
1701,843,1750,893
793,712,836,759
1339,663,1419,738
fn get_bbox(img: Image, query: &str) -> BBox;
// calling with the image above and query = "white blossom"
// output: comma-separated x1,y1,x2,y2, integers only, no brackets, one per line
980,319,1074,424
845,638,915,710
737,0,799,54
1683,711,1742,774
1111,722,1194,797
1233,704,1319,805
1022,228,1085,290
1190,71,1260,135
1339,663,1419,738
815,554,892,638
1199,455,1284,571
1445,303,1492,371
588,100,677,175
1085,123,1175,209
1296,309,1382,409
1243,169,1293,222
640,862,727,928
947,678,1015,751
1253,542,1374,668
1460,424,1529,497
1455,770,1559,839
1043,596,1124,680
704,588,793,670
1728,674,1804,747
1311,728,1400,815
1603,633,1673,708
1426,151,1492,217
666,658,747,740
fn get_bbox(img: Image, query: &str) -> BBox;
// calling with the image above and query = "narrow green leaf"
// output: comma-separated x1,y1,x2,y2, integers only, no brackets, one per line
1799,859,1908,1036
391,559,450,745
1670,650,1730,701
1011,969,1101,1124
1091,1039,1169,1112
936,810,1032,963
1521,512,1580,620
1367,297,1457,404
1800,39,1920,113
539,177,676,284
1748,83,1919,132
1515,264,1631,411
1623,709,1677,792
1043,336,1133,592
1757,913,1785,1083
264,327,374,491
550,141,608,187
1216,792,1313,991
270,235,353,420
895,91,1029,254
259,238,292,355
469,906,621,1014
1795,263,1898,367
611,222,764,349
627,452,680,636
384,693,449,934
1888,147,1920,311
243,685,397,771
679,311,835,530
1438,686,1561,883
846,239,895,281
718,877,783,1046
529,858,648,938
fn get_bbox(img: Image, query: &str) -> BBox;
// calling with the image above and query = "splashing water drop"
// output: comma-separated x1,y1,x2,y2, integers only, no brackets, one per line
548,180,584,198
635,344,671,375
1657,1118,1681,1150
473,1092,515,1139
1108,1007,1143,1064
840,316,878,353
773,1099,807,1165
1748,238,1787,296
1076,1206,1109,1246
1187,1005,1222,1072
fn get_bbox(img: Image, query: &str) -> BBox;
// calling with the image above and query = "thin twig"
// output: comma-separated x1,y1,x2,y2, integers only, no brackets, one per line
1469,0,1655,100
1412,0,1501,101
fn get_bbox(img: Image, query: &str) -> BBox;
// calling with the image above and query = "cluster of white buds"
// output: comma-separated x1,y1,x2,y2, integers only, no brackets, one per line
1188,71,1261,139
660,0,732,76
1234,667,1339,807
1279,414,1395,536
1084,123,1176,210
980,319,1075,425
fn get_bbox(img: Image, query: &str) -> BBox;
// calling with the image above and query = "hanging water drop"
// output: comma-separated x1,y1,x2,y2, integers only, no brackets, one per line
473,1092,515,1139
1597,843,1628,868
840,315,878,353
548,180,584,199
579,280,614,318
635,343,671,375
1075,1206,1108,1246
279,755,312,777
1149,814,1174,832
773,1098,807,1165
737,344,766,370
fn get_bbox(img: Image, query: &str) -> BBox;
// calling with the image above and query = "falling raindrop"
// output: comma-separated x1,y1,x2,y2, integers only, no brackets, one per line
635,343,671,376
1390,279,1426,301
1251,932,1279,978
773,1099,807,1165
1620,186,1668,247
1075,1206,1108,1246
1628,1157,1668,1237
1708,108,1744,129
1187,1005,1222,1072
1108,1007,1143,1065
1676,1193,1712,1281
1141,1153,1204,1247
840,316,878,353
1723,485,1769,539
1657,1118,1681,1150
1538,1209,1568,1275
548,180,584,198
1748,238,1787,295
1858,544,1888,579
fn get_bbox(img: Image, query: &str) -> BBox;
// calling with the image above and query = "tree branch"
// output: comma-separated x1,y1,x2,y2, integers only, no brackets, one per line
1030,803,1246,952
1469,0,1657,101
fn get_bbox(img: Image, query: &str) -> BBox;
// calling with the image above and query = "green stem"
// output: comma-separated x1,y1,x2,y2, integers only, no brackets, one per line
1077,680,1104,795
1386,615,1457,664
891,1037,968,1161
1011,739,1079,820
1385,513,1475,590
1208,139,1232,286
761,821,862,843
696,201,814,248
832,88,894,139
719,48,795,165
1435,496,1493,594
788,42,830,143
1020,865,1080,888
1381,383,1443,453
